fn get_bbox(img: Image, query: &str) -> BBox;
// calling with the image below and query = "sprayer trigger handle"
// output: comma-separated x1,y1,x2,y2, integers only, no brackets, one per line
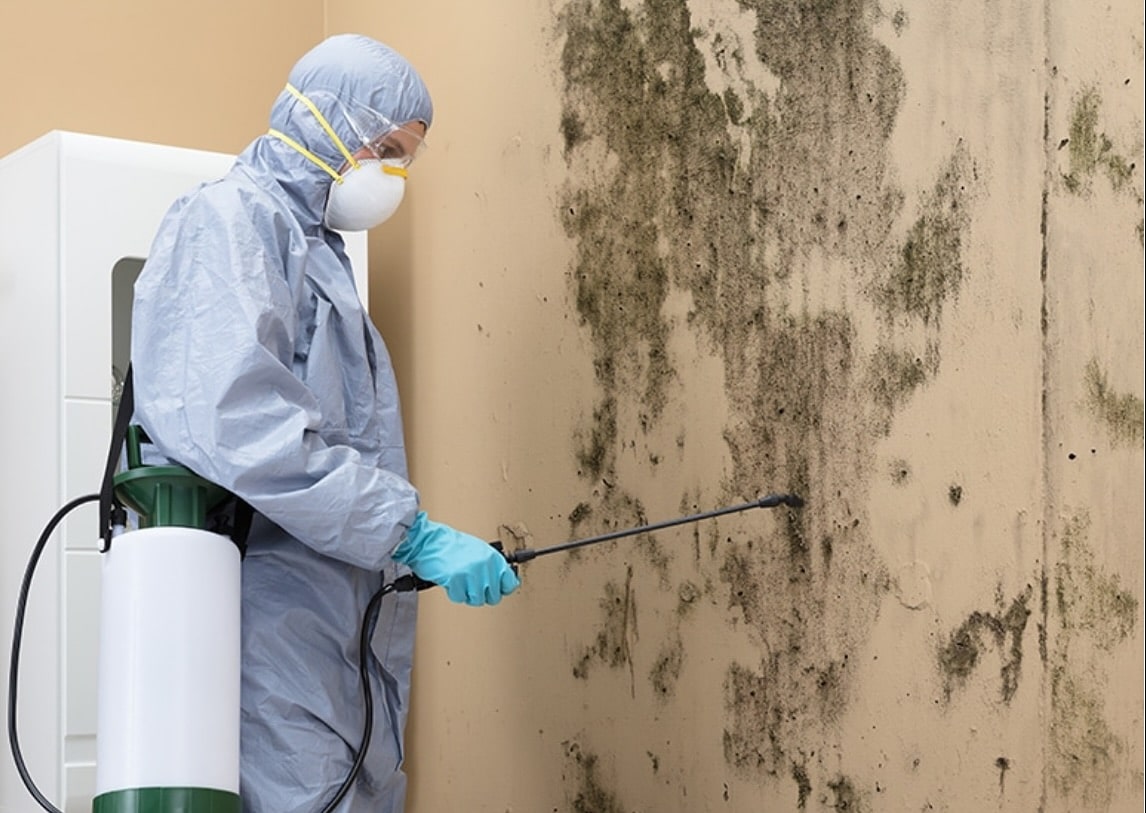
392,573,439,592
491,540,519,576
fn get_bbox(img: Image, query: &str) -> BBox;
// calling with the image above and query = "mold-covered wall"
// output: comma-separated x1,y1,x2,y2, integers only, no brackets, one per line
337,0,1143,810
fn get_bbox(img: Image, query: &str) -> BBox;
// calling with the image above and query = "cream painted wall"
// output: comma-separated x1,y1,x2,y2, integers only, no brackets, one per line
0,0,325,158
334,1,1144,812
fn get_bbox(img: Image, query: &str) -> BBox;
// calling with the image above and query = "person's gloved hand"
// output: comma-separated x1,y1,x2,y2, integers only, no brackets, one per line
392,512,521,606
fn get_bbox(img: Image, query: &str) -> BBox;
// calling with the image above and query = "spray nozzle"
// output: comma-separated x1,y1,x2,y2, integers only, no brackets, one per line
758,492,805,509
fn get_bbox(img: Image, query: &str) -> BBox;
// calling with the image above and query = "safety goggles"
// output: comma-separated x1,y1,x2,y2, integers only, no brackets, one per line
314,89,428,167
273,85,428,180
362,123,427,168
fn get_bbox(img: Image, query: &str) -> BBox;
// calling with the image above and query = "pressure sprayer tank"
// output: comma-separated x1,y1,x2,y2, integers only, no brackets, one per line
93,427,241,813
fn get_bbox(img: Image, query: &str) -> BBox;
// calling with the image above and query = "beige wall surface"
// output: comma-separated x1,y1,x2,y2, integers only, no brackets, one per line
1,0,1141,811
340,1,1145,812
0,0,325,157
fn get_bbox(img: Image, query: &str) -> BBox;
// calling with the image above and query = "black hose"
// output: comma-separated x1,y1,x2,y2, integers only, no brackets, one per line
8,493,100,813
316,578,398,813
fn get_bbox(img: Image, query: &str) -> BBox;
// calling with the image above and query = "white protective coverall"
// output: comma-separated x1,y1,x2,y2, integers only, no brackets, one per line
132,34,433,812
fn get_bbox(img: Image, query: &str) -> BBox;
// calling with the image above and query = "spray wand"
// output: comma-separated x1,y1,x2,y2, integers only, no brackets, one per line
390,491,806,592
320,491,805,810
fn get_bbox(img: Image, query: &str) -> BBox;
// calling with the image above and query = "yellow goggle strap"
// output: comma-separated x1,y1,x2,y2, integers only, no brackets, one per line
266,129,410,182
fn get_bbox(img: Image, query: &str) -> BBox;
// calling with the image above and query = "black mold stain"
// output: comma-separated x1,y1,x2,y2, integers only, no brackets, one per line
647,750,659,774
561,109,588,154
937,586,1033,704
565,486,673,584
590,567,638,689
572,652,592,681
564,741,626,813
569,501,593,527
820,534,834,573
995,756,1010,793
947,484,963,506
827,775,864,811
649,635,684,700
574,396,618,481
792,761,812,808
722,662,783,773
865,346,934,434
889,459,911,484
1083,358,1145,448
890,7,908,35
1038,570,1049,664
1062,87,1138,195
558,0,973,799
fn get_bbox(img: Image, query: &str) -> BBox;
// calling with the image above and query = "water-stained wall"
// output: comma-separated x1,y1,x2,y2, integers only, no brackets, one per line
339,0,1143,810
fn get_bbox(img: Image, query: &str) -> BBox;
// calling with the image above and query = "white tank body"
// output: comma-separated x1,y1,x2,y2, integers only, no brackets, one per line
95,525,241,796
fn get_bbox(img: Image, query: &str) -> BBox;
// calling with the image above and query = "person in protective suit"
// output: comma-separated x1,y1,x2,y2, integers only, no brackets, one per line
130,34,520,812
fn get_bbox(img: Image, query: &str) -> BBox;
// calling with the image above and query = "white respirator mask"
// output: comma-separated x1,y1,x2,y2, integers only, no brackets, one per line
324,159,407,232
268,83,425,232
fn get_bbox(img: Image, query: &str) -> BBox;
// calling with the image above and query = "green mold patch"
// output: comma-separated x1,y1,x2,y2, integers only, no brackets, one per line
722,661,783,773
1063,87,1139,195
1048,665,1125,809
1056,512,1138,652
937,586,1033,704
574,395,618,481
872,145,975,325
557,0,972,800
865,346,936,434
563,741,627,813
1047,513,1137,807
1083,358,1145,448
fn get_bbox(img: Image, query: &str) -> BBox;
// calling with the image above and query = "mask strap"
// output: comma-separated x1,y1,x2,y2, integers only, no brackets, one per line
277,83,362,171
266,128,344,182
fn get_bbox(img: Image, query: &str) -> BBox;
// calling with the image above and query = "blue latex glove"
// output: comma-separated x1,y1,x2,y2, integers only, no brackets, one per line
392,512,521,606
